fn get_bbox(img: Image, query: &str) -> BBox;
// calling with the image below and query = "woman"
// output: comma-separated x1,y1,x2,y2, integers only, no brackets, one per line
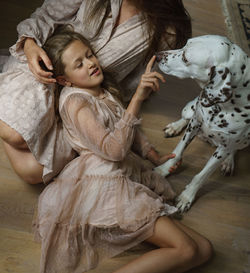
0,0,191,184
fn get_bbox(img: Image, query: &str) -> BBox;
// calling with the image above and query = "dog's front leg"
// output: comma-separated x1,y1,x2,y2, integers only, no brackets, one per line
154,118,200,177
164,97,198,137
176,146,229,213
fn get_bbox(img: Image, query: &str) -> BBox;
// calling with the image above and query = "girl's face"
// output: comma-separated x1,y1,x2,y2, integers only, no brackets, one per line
61,40,104,91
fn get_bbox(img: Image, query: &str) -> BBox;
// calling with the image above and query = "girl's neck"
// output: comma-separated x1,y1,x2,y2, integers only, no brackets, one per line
77,85,104,98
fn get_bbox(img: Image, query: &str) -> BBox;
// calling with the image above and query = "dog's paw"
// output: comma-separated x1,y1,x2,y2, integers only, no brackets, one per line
164,119,187,137
221,154,235,176
175,189,196,213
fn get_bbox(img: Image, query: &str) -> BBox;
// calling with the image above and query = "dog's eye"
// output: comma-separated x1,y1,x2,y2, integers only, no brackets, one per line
182,52,189,64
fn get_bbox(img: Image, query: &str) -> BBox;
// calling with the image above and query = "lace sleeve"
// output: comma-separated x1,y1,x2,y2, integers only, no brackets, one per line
60,93,141,161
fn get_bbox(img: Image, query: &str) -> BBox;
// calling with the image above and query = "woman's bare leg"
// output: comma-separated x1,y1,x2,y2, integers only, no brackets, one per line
0,120,43,184
113,216,212,273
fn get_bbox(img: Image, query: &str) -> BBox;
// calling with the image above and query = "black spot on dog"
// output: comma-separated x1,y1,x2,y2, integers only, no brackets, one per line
235,94,241,98
208,134,214,138
219,114,224,118
234,107,242,113
241,64,246,74
229,131,237,134
218,119,229,128
231,113,235,117
232,85,237,88
222,87,231,97
241,114,248,117
231,99,235,104
243,81,249,87
209,66,216,81
218,70,223,74
248,94,250,101
245,119,250,124
182,52,188,63
245,106,250,110
222,68,230,80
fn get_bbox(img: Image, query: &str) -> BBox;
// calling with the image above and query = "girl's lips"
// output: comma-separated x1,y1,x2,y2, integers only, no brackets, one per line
90,68,100,76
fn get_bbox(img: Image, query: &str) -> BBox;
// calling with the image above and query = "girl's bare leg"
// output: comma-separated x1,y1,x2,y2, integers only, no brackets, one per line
113,216,212,273
0,120,43,184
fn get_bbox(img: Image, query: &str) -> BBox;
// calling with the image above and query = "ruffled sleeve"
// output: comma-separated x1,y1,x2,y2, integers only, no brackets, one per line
60,93,141,161
9,0,83,61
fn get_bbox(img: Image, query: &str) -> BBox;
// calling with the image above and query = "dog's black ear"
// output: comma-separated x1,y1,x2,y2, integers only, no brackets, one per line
200,66,232,107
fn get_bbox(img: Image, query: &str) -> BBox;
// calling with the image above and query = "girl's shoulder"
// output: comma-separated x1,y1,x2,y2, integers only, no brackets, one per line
59,86,94,112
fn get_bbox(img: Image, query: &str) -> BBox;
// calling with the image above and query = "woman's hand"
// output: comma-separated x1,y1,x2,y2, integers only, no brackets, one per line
134,55,165,102
23,38,56,84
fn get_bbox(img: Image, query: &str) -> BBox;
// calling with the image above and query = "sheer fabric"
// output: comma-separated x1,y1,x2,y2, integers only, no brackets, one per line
33,87,177,272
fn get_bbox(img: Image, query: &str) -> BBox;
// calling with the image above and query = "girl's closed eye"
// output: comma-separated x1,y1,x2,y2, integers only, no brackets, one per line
76,62,83,69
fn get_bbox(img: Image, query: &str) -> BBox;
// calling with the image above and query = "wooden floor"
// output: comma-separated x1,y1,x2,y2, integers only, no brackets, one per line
0,0,250,272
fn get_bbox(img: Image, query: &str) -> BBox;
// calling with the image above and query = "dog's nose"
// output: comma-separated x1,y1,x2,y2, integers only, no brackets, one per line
156,52,165,62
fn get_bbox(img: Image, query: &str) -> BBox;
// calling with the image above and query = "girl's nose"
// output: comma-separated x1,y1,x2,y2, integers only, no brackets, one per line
86,59,94,67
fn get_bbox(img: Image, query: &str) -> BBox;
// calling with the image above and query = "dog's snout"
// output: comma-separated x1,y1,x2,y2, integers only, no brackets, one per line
156,52,165,62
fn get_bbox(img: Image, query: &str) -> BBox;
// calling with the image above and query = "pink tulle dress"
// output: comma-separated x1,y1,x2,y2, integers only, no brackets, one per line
33,87,177,273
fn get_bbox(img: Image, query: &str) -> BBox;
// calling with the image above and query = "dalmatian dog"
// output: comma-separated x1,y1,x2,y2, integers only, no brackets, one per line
154,35,250,213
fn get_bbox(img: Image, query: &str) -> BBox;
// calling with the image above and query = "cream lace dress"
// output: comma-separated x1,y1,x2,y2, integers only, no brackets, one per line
0,0,158,182
34,87,177,273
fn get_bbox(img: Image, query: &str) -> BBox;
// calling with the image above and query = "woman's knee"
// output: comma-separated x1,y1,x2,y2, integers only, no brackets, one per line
0,120,27,148
19,157,44,184
3,142,43,184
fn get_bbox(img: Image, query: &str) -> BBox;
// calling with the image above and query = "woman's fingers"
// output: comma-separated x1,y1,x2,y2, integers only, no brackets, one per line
40,51,53,71
30,59,56,84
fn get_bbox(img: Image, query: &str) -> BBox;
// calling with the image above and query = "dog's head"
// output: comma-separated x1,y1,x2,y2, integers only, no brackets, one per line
156,35,249,107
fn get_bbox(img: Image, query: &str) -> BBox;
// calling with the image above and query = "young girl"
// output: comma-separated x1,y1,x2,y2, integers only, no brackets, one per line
33,28,212,273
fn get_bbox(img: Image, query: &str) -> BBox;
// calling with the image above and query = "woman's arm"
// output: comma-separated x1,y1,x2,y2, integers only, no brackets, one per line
10,0,83,83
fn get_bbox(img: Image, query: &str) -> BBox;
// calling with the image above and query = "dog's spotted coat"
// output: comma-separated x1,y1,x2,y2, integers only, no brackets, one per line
154,35,250,212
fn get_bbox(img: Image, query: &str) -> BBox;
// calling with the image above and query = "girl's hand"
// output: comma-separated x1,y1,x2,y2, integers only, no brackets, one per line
147,149,182,173
157,153,182,173
134,55,165,101
23,38,56,84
